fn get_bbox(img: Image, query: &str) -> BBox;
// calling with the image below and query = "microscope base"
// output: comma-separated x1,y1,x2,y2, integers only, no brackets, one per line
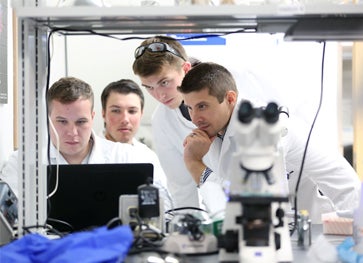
218,196,293,263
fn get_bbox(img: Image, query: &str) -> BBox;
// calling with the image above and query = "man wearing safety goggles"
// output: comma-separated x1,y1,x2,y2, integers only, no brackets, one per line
132,36,209,211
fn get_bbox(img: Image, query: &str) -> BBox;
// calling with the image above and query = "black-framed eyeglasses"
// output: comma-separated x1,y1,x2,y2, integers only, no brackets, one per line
134,42,186,61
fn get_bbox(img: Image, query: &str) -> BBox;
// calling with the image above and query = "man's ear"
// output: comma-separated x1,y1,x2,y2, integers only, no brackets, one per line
183,61,192,74
102,109,105,119
226,90,237,106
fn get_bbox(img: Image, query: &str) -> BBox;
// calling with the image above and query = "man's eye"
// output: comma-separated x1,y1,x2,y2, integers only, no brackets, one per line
111,109,121,113
57,120,67,124
77,120,87,125
198,104,207,110
160,80,169,87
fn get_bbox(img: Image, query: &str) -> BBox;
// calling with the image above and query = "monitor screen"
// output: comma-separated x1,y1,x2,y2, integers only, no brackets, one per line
47,163,153,233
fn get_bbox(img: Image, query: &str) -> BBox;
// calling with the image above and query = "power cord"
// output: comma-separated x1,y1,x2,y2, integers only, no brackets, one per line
128,207,165,251
164,206,208,217
106,217,123,229
290,41,326,236
21,223,64,238
179,214,204,241
46,218,74,234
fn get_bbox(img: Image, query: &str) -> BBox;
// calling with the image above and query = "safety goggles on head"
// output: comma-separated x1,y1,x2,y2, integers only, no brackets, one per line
134,42,186,61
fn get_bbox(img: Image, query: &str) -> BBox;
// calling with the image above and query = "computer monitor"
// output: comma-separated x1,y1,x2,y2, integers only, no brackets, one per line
47,163,153,233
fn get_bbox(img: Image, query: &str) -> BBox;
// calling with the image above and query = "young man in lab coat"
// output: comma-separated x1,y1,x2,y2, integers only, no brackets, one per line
132,36,201,209
100,78,172,208
178,62,361,223
132,35,292,213
0,77,171,211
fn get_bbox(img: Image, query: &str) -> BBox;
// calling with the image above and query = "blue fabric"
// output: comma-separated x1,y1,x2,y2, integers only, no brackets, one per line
337,237,363,263
0,225,133,263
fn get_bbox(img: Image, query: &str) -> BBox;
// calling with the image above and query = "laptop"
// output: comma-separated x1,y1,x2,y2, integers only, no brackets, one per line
0,180,18,245
47,163,153,233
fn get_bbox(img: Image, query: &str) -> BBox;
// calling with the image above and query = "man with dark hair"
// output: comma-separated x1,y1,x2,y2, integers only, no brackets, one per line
101,79,145,144
100,78,171,207
178,62,361,222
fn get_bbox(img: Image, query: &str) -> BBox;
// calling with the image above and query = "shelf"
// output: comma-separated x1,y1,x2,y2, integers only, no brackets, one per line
14,4,363,40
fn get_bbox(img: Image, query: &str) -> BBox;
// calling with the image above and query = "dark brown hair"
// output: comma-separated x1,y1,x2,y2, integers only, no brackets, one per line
101,79,144,111
178,62,238,103
47,77,94,113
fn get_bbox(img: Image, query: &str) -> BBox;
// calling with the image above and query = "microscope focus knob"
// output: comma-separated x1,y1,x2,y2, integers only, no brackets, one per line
218,230,239,252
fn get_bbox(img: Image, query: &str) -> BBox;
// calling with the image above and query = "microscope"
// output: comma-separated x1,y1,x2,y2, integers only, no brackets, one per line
218,101,293,263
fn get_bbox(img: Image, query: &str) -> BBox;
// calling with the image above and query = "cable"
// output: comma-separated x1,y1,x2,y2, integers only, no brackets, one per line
47,117,60,199
290,41,326,236
179,214,204,241
106,217,123,229
46,217,74,234
43,27,254,44
44,29,65,229
21,223,64,238
130,209,165,251
164,206,208,217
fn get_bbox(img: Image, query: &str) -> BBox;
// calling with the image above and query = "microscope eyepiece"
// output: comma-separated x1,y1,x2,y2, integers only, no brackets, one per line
238,101,280,124
263,102,279,124
238,101,254,124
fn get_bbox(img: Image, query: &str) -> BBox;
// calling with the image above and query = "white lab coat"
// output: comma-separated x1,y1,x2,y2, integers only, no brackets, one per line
0,131,172,211
151,104,201,209
201,101,361,223
130,138,169,189
99,133,173,210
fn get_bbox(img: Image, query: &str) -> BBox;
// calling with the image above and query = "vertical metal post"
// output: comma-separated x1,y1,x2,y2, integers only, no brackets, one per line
352,42,363,181
17,16,48,237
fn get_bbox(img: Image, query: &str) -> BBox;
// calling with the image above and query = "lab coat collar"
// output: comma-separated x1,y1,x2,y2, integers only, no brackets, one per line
49,131,97,164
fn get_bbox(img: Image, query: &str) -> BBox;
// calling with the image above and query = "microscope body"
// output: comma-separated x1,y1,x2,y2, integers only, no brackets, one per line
218,101,293,263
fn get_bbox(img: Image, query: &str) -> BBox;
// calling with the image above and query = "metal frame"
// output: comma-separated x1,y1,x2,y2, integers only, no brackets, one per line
17,16,48,236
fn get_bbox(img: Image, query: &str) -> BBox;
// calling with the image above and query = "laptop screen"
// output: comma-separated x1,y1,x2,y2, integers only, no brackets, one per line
47,163,153,233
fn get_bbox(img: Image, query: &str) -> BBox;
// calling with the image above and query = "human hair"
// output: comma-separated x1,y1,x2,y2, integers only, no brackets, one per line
132,35,188,77
47,76,94,113
189,56,202,67
178,62,238,103
101,79,145,111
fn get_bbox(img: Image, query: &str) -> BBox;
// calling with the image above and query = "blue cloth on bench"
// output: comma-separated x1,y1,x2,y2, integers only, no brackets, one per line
0,225,133,263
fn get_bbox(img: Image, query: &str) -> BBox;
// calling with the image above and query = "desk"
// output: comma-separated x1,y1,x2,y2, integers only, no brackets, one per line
125,224,348,263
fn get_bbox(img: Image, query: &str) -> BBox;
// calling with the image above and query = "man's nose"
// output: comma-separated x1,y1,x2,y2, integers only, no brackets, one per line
155,87,167,100
68,124,78,135
120,112,129,123
189,110,198,123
